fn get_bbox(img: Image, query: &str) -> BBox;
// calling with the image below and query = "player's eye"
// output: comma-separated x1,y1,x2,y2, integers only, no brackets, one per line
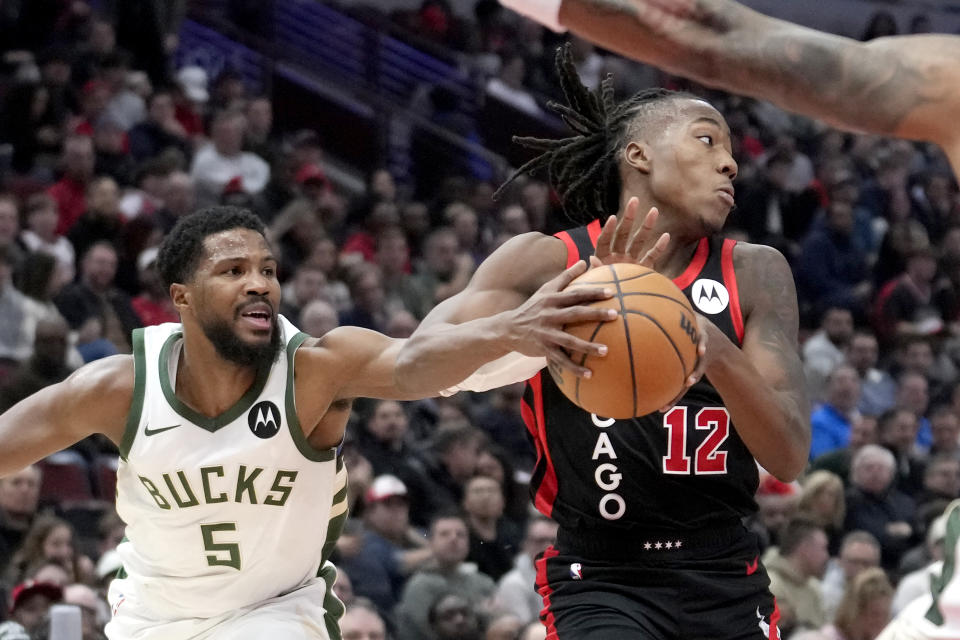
225,266,243,275
262,268,275,277
697,135,714,146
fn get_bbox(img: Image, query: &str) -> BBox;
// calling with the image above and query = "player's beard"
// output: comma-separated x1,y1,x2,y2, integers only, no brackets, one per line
201,312,282,369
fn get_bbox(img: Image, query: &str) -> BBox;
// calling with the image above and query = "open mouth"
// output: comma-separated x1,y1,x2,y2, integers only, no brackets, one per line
239,303,273,330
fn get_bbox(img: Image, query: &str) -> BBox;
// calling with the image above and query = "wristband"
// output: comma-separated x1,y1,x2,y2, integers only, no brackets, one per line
500,0,567,33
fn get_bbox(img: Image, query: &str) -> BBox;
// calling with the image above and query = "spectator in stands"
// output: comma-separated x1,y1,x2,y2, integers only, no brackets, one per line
0,465,41,573
474,383,532,471
486,53,542,118
338,475,431,614
279,262,327,326
3,580,62,638
118,159,170,220
895,371,932,450
0,82,63,174
67,176,124,259
408,227,473,319
811,415,878,487
803,307,854,403
244,96,278,167
0,316,71,412
846,331,896,417
496,516,557,625
748,475,800,551
190,110,269,207
130,247,177,326
796,198,872,319
428,593,482,640
475,444,528,526
340,600,387,640
0,245,35,366
819,530,881,622
153,171,196,234
343,201,400,264
929,405,960,460
763,516,830,631
822,567,893,640
340,263,388,333
395,511,495,640
91,117,135,187
873,245,943,346
810,364,861,460
897,336,955,408
423,425,485,514
486,614,523,640
462,475,520,582
172,66,208,140
19,193,75,283
48,135,96,235
63,583,107,640
445,203,483,265
877,408,926,496
98,52,145,132
300,299,339,338
400,201,431,258
54,241,141,354
798,471,846,555
0,195,24,267
376,227,417,314
844,444,916,570
128,90,189,164
7,515,90,586
915,455,960,512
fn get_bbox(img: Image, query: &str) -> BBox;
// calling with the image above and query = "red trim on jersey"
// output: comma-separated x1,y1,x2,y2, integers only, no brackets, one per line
721,238,744,343
586,219,602,246
526,372,559,516
536,546,561,640
769,599,781,640
556,231,580,268
672,237,710,290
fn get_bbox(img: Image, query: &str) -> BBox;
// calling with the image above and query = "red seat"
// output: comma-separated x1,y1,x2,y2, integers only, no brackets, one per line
94,455,119,503
37,452,93,504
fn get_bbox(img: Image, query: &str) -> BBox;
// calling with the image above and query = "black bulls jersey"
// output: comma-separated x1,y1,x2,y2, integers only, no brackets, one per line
523,221,759,531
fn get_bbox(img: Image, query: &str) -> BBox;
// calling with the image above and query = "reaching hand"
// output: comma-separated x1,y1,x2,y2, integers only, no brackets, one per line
594,197,671,268
504,260,616,378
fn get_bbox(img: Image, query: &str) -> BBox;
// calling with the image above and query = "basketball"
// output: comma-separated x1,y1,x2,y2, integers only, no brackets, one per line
552,263,700,418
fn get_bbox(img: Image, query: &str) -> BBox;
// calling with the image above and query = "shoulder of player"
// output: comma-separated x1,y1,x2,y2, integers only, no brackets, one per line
471,231,567,294
293,327,392,373
729,241,796,315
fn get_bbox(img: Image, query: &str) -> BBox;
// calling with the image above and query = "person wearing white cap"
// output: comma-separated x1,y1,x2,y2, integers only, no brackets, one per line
175,66,209,106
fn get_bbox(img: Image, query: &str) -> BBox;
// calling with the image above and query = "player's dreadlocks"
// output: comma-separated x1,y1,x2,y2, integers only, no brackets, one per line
495,44,695,224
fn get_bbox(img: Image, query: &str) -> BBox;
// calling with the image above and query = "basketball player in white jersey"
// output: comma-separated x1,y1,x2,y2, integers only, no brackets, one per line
498,0,960,635
0,206,625,640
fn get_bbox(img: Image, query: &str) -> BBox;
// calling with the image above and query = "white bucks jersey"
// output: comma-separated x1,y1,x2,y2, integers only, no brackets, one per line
113,316,347,621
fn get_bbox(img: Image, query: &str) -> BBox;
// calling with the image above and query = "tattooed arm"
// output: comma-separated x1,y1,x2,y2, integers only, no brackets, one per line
555,0,960,170
697,243,810,481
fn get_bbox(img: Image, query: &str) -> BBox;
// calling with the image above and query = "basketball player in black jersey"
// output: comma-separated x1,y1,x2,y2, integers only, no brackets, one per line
403,47,810,639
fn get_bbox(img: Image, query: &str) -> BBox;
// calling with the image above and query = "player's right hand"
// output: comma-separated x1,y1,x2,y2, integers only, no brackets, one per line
503,259,615,378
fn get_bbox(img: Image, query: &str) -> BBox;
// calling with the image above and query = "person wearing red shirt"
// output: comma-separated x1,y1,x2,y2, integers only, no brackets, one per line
48,135,95,235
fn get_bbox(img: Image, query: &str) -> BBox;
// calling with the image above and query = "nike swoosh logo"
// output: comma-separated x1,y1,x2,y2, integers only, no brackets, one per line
746,555,759,576
144,424,181,436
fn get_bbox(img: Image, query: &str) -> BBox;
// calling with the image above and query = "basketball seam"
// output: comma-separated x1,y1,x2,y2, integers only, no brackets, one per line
609,265,638,417
630,310,690,385
616,292,691,306
563,271,657,286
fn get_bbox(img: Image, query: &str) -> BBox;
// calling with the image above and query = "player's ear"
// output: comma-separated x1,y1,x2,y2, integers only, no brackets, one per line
624,141,652,174
170,283,190,310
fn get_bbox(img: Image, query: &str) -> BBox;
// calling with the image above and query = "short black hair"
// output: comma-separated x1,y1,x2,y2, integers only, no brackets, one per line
156,206,266,289
779,516,823,556
494,44,697,224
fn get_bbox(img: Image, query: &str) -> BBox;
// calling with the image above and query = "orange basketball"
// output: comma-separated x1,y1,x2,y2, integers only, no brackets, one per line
552,263,699,418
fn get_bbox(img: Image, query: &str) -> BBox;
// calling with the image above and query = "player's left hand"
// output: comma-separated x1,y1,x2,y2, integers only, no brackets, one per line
659,313,714,413
593,197,670,268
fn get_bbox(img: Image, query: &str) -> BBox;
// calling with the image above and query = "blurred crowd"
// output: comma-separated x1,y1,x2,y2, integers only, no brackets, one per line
0,1,957,640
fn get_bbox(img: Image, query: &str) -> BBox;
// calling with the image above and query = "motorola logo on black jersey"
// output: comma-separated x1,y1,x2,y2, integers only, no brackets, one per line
248,401,281,438
691,278,730,315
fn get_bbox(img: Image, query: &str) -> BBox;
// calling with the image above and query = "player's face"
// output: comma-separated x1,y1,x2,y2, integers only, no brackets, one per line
190,229,282,367
647,100,737,235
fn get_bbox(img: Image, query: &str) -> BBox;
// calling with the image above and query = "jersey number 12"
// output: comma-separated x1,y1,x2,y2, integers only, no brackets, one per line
662,407,729,475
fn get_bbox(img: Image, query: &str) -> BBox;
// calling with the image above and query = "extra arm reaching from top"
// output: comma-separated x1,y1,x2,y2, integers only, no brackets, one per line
504,0,960,165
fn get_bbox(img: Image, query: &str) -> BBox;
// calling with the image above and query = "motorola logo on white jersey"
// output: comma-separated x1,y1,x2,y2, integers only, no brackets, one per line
691,279,729,315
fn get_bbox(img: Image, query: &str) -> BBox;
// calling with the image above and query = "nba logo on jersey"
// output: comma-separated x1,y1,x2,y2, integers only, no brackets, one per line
248,401,281,438
691,278,729,315
570,563,583,580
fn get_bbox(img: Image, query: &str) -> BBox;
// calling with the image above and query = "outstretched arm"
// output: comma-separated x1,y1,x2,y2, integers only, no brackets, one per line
514,0,960,154
0,355,132,477
696,243,810,481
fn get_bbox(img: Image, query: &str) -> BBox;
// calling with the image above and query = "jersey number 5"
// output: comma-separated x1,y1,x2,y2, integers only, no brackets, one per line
201,522,241,570
662,407,729,475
